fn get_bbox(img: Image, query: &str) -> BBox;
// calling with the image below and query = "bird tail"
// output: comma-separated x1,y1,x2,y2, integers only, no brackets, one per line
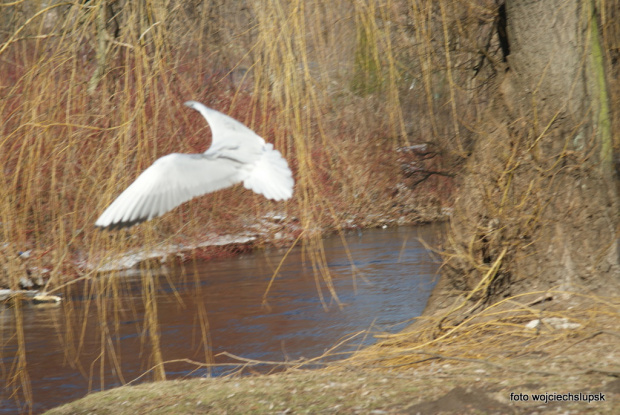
243,144,294,201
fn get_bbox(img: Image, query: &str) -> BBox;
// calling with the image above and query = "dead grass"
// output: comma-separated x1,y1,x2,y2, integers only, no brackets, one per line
350,290,620,370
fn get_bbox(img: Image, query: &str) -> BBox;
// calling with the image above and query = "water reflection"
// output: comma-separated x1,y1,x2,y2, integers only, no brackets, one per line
0,225,442,414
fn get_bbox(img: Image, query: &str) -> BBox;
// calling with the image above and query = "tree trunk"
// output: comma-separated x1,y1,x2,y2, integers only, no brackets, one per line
426,0,619,317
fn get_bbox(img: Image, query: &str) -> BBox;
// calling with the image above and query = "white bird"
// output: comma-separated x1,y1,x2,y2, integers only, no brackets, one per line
95,101,294,230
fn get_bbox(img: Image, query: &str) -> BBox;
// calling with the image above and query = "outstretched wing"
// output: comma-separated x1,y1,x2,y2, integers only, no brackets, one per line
184,101,265,156
96,102,295,229
95,153,242,229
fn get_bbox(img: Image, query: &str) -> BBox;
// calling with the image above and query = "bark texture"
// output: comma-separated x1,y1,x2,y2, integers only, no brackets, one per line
427,0,619,316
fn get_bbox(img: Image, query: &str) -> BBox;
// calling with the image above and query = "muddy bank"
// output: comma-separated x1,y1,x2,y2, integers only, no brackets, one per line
45,370,618,414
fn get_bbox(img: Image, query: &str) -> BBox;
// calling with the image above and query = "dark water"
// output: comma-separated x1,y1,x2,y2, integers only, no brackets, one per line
0,225,442,414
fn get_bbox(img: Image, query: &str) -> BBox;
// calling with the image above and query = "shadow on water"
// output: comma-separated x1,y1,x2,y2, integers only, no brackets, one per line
0,225,443,414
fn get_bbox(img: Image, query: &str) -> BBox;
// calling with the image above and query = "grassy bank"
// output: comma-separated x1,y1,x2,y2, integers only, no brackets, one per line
44,292,620,414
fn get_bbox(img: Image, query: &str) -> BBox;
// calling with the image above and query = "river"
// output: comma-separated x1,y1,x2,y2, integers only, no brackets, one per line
0,225,442,414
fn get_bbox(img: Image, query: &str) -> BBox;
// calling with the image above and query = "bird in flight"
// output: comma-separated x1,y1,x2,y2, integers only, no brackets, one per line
95,101,294,230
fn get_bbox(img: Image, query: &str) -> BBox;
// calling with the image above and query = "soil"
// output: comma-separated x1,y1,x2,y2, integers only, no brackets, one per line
44,292,620,415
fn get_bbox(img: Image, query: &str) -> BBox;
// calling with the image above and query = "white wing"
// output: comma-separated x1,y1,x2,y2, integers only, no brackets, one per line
243,143,294,201
96,101,295,230
184,101,265,156
95,153,242,229
184,101,294,200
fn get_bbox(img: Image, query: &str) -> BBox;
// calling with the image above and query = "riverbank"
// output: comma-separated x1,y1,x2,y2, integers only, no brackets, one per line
0,197,450,298
44,291,619,414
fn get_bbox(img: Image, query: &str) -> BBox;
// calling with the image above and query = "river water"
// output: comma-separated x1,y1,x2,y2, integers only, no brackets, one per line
0,225,442,414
